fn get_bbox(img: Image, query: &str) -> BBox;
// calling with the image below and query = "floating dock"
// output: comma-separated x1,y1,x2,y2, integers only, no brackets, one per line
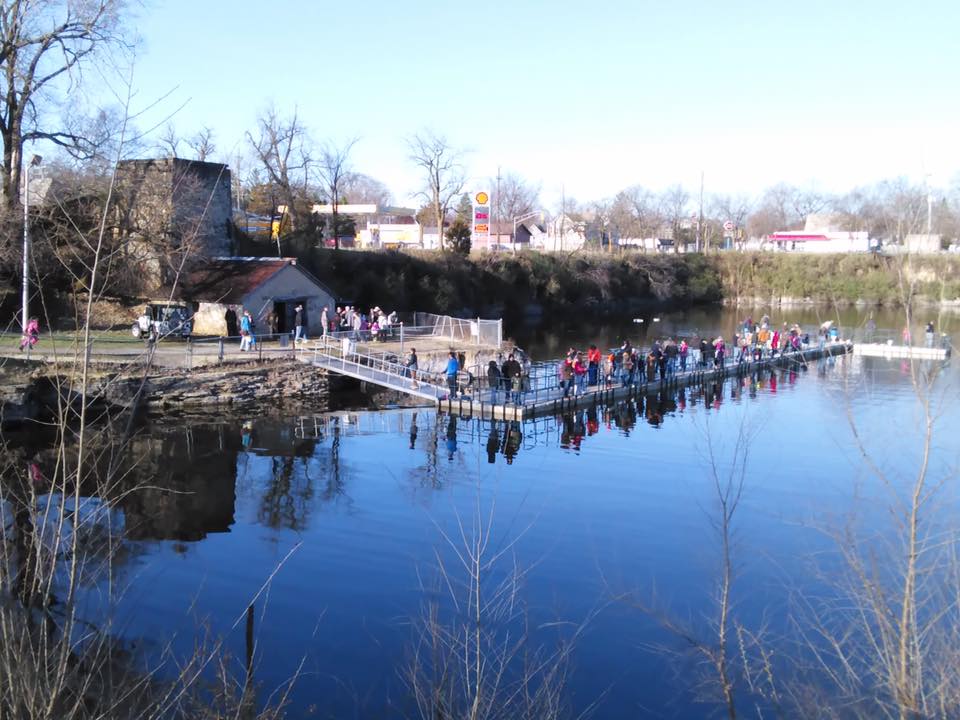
439,342,854,421
853,343,950,360
302,338,860,420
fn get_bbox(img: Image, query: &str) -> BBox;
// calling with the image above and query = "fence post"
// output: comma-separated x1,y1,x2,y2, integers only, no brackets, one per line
400,322,404,356
477,317,481,346
218,337,224,364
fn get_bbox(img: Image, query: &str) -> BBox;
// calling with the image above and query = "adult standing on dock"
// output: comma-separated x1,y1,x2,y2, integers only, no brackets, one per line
487,360,501,403
446,351,460,398
502,354,522,403
406,348,419,388
587,344,601,386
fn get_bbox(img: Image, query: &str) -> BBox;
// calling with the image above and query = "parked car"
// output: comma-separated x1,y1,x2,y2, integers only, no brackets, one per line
132,303,192,340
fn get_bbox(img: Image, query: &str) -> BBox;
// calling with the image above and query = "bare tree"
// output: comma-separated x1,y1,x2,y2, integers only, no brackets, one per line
709,194,752,251
660,184,691,254
790,188,828,226
493,171,540,236
0,0,127,217
404,489,588,720
316,137,358,249
620,414,778,720
408,130,465,251
611,186,660,252
158,122,180,158
187,126,216,162
341,172,391,206
247,106,314,233
0,86,305,719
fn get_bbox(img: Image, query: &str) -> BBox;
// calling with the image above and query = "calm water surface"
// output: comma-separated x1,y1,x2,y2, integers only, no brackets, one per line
33,308,960,717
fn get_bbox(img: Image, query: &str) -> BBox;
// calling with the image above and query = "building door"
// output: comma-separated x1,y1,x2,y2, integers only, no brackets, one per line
273,301,287,334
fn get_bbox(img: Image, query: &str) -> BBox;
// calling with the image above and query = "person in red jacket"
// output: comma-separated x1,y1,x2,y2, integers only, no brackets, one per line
586,344,601,386
573,352,588,395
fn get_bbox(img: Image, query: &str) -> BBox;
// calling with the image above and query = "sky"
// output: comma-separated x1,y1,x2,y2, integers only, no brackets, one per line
113,0,959,208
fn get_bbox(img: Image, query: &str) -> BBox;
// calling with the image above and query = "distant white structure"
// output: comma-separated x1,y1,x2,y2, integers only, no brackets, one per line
536,213,586,252
767,214,871,253
904,233,942,254
311,203,423,249
767,230,871,253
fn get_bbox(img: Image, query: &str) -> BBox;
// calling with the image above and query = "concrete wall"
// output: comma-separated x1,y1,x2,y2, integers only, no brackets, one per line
115,159,234,291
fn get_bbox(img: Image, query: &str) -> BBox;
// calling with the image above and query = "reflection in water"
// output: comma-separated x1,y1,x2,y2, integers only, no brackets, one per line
445,415,458,461
7,357,894,554
503,422,522,464
486,423,499,464
2,348,954,719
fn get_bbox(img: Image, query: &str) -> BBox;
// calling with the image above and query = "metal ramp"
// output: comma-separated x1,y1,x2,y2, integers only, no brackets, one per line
299,336,449,402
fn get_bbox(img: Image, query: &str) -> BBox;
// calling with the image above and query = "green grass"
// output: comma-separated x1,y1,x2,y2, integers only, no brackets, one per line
0,329,140,350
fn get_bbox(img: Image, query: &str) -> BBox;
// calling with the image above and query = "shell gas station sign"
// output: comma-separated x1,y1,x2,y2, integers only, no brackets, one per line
473,191,490,242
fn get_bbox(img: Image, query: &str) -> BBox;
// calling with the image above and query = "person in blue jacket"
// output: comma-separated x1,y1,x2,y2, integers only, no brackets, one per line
446,351,460,398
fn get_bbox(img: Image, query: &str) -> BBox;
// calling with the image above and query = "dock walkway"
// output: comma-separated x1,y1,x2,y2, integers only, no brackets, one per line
439,342,855,420
301,337,858,421
853,343,950,360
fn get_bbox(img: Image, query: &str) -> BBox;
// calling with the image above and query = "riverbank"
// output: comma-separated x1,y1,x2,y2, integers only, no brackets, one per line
4,250,958,337
252,242,960,318
0,358,331,426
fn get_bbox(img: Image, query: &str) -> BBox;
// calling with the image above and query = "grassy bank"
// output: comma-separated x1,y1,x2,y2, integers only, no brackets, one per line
712,252,960,305
7,243,958,332
257,240,960,318
258,242,724,318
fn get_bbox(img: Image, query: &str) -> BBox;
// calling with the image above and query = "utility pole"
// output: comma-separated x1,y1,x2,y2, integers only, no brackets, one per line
697,170,704,253
22,154,41,331
559,185,565,253
495,165,502,245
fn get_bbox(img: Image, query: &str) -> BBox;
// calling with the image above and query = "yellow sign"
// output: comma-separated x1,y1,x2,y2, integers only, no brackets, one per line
475,191,489,205
475,223,489,233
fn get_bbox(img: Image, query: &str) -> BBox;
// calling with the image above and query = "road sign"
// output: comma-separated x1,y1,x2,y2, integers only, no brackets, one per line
473,190,491,242
723,220,735,232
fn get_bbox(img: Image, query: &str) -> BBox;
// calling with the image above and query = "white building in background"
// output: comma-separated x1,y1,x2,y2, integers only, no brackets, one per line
311,203,423,249
904,234,942,254
535,213,586,252
766,213,872,253
767,230,871,253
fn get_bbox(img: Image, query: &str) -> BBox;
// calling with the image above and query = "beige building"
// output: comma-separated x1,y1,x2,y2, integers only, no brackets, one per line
177,257,336,337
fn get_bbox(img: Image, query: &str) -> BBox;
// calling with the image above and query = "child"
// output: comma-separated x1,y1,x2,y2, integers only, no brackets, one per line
19,317,40,351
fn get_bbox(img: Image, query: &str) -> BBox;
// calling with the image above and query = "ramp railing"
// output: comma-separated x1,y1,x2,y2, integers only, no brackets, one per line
304,335,451,400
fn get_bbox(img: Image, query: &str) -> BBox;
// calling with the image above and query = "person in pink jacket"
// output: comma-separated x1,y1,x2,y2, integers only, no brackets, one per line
19,317,40,350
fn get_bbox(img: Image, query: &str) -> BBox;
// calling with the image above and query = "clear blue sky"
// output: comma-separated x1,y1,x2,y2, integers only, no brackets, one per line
126,0,959,207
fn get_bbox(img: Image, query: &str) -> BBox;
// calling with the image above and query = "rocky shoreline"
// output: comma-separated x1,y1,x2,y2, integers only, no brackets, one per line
0,358,331,426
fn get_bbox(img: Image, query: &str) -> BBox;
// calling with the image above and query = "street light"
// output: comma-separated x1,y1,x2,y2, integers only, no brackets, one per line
22,154,41,333
512,210,543,253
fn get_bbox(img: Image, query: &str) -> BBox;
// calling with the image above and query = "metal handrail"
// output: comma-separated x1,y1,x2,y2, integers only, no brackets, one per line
306,335,450,399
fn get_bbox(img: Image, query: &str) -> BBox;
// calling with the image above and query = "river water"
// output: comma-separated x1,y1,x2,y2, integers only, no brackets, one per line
13,306,960,718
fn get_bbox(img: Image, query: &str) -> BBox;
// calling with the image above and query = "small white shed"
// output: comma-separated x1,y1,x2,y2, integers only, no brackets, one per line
181,257,336,337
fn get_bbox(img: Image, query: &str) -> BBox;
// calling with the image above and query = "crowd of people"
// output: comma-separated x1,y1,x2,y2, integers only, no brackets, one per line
321,305,399,341
549,315,835,398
